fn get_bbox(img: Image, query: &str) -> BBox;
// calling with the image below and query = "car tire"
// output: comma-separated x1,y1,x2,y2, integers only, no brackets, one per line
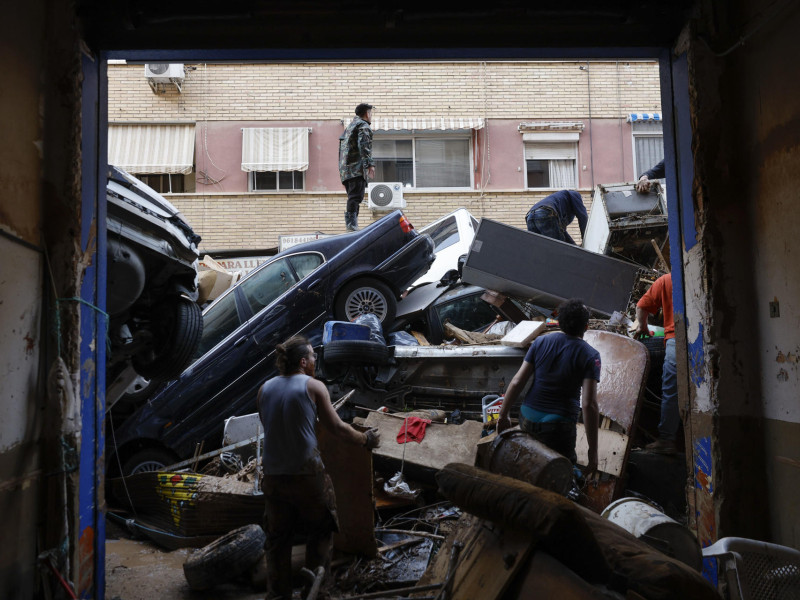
132,297,203,381
335,278,397,324
121,448,178,476
324,340,391,365
183,524,266,591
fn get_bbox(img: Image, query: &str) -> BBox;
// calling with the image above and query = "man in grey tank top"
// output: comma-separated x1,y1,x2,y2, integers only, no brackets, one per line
258,335,380,599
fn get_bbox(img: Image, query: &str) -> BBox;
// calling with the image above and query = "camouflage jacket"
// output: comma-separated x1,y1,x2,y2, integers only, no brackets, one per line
339,116,374,182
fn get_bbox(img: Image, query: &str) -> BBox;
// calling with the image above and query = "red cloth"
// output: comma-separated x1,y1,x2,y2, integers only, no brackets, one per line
637,273,674,340
396,417,431,444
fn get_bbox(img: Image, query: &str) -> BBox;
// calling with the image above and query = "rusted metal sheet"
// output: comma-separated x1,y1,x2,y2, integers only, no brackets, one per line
475,430,573,496
318,424,378,557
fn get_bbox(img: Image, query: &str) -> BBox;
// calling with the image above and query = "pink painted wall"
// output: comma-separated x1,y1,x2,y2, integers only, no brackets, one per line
193,120,345,193
193,118,639,193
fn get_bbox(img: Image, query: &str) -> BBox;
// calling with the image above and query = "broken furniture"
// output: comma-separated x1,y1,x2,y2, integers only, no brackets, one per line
462,218,642,317
363,411,485,482
702,536,800,600
583,181,669,269
575,329,650,512
414,463,718,600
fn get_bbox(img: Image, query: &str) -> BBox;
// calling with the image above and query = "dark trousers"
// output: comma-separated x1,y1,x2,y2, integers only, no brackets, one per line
525,206,575,244
262,470,339,599
519,415,578,464
343,177,367,214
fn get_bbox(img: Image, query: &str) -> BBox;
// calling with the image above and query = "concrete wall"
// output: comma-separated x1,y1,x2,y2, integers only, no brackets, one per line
1,1,85,597
684,1,800,547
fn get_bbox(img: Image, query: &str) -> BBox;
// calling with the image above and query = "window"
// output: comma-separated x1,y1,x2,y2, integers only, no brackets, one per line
250,171,304,191
287,253,324,279
374,137,471,188
524,142,577,189
238,258,297,315
631,119,664,178
195,292,242,358
108,123,196,193
138,173,186,194
435,293,499,334
241,127,309,192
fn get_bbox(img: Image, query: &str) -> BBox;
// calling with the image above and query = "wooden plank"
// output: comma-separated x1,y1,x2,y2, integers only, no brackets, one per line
317,424,378,557
500,320,547,347
575,423,628,477
364,412,484,472
447,519,535,600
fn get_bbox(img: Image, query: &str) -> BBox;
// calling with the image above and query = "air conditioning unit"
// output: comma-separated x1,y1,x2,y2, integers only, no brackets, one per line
144,63,185,83
367,182,406,211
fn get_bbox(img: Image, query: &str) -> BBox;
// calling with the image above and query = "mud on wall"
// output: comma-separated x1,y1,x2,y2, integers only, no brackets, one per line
685,0,800,548
0,1,85,598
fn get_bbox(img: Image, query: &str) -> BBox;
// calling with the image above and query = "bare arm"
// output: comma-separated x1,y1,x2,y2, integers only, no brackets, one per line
309,378,367,446
581,378,599,475
496,361,534,434
634,306,652,339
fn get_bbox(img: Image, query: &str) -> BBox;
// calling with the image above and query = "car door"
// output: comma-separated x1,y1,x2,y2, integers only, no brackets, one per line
242,252,329,355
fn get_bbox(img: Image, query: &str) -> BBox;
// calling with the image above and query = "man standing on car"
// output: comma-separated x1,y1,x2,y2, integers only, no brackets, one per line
339,103,376,232
258,336,380,599
525,189,588,245
496,299,600,476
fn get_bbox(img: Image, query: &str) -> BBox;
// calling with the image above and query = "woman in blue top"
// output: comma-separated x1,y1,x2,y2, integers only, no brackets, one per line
497,299,600,476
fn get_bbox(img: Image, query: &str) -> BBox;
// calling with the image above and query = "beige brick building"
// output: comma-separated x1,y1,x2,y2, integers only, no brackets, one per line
107,60,662,251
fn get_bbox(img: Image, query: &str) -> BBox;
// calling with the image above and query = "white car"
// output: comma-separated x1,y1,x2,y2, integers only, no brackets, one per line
412,208,479,286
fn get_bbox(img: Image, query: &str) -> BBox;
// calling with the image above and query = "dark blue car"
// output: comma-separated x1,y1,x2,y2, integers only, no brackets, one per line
109,210,434,475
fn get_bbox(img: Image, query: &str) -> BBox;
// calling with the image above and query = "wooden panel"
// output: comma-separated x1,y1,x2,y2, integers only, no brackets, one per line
583,330,648,434
317,424,378,557
575,424,628,477
364,412,485,471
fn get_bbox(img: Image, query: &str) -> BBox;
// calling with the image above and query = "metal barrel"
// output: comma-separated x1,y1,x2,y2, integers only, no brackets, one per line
474,428,573,496
602,497,702,571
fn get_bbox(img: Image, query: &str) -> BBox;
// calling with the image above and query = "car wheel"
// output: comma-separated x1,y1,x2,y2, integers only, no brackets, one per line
132,297,203,381
183,524,266,591
324,340,391,365
335,278,396,324
122,448,178,476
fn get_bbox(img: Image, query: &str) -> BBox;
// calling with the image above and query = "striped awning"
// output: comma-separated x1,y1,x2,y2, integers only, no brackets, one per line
628,112,662,122
343,116,485,131
241,127,309,172
108,123,195,174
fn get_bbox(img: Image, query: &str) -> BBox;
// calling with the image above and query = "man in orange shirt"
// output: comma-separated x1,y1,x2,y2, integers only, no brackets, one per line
635,273,679,454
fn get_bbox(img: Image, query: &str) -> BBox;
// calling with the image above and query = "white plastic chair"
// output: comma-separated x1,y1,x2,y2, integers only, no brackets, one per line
702,537,800,600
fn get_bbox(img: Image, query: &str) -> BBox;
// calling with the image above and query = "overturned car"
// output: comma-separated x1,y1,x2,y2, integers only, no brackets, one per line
106,167,203,386
108,210,435,475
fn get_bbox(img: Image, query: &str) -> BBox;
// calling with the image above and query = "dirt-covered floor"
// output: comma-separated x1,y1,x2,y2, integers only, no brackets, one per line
105,536,265,600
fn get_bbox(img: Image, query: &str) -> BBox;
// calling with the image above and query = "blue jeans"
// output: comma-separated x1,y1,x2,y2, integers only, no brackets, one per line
659,338,680,440
525,207,575,244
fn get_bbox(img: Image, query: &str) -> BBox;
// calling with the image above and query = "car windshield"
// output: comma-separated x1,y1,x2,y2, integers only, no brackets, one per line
435,292,499,333
423,216,460,252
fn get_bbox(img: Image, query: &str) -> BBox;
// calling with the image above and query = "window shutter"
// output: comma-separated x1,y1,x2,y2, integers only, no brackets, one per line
241,128,309,172
524,142,577,161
